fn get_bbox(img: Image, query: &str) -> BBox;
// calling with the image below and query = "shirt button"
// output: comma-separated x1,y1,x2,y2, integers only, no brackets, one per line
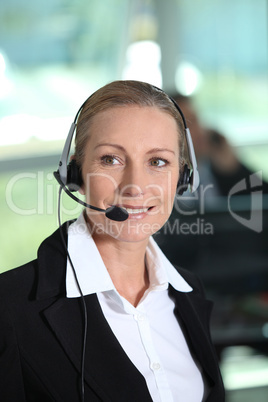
151,362,161,371
135,313,146,322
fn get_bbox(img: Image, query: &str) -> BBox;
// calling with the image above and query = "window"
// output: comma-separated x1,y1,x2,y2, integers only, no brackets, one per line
1,0,268,270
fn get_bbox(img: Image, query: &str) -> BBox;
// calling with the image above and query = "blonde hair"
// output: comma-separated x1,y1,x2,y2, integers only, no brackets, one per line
74,80,185,167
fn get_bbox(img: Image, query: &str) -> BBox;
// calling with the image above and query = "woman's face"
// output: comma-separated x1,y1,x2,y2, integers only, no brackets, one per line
80,106,180,244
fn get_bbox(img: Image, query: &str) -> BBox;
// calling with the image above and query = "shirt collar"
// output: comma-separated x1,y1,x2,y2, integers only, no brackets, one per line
146,237,192,292
66,212,192,298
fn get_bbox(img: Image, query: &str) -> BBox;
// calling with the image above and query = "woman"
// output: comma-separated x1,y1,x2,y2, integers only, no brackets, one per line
0,81,224,401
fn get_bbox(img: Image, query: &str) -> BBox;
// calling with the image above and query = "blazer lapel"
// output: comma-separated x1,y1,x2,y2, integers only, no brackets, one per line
43,294,152,402
37,224,152,401
168,285,222,397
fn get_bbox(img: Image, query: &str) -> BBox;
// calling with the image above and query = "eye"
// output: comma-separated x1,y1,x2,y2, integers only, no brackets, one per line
101,154,121,165
150,158,169,167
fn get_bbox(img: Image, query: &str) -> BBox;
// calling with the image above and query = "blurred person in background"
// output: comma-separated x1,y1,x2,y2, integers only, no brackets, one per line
169,92,268,197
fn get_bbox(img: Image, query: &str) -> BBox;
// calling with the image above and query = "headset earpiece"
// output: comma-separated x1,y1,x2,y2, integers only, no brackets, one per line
177,164,191,195
66,159,83,192
56,84,199,197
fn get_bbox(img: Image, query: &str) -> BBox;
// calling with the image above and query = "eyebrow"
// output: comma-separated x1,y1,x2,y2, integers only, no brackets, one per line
147,147,175,155
94,143,175,155
94,143,125,151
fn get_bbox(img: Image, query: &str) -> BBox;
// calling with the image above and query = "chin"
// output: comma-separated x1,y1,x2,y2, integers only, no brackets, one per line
87,210,169,242
110,218,166,242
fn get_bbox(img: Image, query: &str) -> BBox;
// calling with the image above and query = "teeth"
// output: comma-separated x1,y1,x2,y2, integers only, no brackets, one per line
125,207,149,214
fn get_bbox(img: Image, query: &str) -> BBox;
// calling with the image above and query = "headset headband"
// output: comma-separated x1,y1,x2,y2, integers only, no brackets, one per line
56,84,200,194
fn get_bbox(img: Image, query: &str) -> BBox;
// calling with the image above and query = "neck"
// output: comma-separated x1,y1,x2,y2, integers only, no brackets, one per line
93,233,150,307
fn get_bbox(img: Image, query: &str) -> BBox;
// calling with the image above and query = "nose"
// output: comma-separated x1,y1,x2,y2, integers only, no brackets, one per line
119,163,147,198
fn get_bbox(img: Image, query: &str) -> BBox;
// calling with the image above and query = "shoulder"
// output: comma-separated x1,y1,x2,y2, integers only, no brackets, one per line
0,221,69,298
0,220,75,306
0,261,38,343
0,260,37,304
0,260,37,289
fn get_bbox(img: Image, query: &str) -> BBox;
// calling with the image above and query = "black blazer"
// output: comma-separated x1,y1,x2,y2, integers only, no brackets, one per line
0,222,225,402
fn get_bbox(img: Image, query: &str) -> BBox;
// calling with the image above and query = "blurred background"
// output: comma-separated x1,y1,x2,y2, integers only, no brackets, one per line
0,0,268,400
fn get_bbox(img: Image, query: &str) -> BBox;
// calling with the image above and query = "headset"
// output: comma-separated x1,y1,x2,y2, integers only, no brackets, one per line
53,83,200,401
53,85,200,222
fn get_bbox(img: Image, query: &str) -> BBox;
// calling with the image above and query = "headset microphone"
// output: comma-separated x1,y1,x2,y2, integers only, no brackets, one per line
53,170,129,222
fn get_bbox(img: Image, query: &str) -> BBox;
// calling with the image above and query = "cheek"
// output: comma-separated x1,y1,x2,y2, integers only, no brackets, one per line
164,171,179,213
147,174,178,217
82,170,118,203
160,169,179,198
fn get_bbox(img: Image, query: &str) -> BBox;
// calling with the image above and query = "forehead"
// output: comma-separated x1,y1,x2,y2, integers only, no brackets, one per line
88,106,179,145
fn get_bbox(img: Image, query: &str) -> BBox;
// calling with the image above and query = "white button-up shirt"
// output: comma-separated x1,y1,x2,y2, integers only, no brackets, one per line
66,212,205,402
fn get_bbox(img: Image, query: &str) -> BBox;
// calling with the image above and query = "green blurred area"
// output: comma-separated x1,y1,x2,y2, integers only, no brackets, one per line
0,165,82,273
1,0,268,271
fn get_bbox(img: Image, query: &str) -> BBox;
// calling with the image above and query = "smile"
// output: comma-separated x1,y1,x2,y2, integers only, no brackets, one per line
124,207,150,214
